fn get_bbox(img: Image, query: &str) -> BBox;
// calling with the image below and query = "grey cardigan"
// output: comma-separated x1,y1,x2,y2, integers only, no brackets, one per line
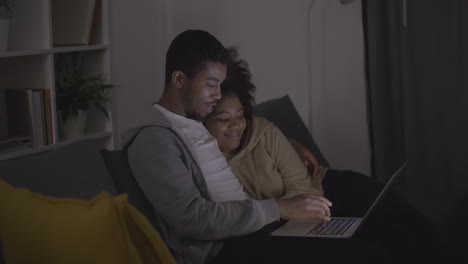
121,105,279,264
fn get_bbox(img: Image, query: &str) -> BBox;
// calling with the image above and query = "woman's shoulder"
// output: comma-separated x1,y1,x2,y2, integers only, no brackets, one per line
252,116,285,136
250,116,290,150
251,115,274,129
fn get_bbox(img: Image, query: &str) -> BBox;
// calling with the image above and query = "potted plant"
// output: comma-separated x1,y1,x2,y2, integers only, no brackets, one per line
0,0,13,51
55,52,114,139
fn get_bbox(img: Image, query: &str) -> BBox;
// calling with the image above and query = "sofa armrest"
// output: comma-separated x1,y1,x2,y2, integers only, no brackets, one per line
0,139,118,199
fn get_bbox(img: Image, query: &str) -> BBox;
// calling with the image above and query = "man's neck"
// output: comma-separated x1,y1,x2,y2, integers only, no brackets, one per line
158,91,186,117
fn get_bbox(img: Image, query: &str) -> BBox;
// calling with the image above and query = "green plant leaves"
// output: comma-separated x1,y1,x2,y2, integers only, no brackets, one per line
55,52,114,122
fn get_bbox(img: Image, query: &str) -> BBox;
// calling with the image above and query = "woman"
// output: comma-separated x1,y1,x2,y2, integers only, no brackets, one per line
204,51,326,201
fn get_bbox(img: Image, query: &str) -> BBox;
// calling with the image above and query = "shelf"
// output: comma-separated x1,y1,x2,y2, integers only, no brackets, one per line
0,0,114,162
0,49,50,58
0,45,108,58
52,44,108,54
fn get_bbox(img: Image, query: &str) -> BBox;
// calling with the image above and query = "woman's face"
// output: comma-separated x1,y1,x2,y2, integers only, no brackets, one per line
205,94,247,154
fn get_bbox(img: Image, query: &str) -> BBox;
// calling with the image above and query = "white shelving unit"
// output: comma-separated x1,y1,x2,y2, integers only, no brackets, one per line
0,0,114,161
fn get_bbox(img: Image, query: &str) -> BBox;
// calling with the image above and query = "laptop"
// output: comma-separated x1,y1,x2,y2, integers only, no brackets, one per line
271,162,407,239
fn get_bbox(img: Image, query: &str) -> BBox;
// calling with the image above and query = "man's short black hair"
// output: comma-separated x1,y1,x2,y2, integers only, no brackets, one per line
165,29,229,87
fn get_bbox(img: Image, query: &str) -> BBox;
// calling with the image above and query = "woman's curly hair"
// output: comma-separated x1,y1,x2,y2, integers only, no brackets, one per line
222,46,256,120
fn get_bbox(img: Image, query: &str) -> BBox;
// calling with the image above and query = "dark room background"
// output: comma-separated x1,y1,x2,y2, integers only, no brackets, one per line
364,0,468,236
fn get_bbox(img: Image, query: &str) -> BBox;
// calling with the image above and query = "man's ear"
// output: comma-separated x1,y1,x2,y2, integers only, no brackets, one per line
171,71,186,89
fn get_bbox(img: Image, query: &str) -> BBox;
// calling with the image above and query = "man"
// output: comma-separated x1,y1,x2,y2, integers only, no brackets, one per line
121,29,400,264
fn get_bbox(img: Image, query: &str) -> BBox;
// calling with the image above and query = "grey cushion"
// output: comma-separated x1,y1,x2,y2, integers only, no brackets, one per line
100,149,159,231
254,95,330,167
0,139,118,199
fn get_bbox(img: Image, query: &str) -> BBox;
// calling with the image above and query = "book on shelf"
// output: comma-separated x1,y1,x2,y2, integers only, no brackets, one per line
5,88,51,148
51,0,97,46
43,89,54,144
5,89,34,144
88,0,102,45
31,90,47,147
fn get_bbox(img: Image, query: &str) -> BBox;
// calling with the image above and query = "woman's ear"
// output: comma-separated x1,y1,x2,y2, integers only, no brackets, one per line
171,71,186,89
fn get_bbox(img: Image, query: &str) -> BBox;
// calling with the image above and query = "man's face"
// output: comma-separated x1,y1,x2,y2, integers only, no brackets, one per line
182,61,227,121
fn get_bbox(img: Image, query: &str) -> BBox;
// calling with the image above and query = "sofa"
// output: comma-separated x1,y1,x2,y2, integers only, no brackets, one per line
0,95,333,263
0,95,458,263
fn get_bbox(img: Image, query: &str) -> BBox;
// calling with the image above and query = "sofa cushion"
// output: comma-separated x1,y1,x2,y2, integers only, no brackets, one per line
100,149,160,232
0,179,175,264
0,139,118,199
254,95,330,167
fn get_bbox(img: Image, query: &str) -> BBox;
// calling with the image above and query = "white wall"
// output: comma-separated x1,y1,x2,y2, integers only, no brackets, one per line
308,0,371,175
109,0,371,175
108,0,169,146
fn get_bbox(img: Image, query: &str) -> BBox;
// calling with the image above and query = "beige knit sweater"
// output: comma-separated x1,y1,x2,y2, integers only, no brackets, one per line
224,116,327,200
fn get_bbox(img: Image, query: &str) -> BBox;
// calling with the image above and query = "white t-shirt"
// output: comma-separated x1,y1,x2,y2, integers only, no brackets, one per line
154,104,250,201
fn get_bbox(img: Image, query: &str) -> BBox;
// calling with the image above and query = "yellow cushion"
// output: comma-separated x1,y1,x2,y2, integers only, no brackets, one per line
114,194,176,264
0,179,175,264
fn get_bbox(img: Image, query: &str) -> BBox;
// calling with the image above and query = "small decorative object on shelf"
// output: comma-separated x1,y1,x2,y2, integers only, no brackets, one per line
0,0,13,51
55,52,114,140
51,0,100,46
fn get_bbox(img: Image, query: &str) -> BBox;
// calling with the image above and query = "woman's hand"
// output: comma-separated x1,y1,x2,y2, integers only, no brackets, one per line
288,138,320,177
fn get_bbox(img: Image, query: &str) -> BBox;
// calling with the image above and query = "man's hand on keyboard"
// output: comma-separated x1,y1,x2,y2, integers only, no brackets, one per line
276,194,332,222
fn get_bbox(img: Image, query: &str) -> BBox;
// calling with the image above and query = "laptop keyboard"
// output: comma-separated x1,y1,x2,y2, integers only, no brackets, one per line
307,218,359,236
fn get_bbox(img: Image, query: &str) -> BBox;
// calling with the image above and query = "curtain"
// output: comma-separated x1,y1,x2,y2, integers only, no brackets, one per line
363,0,468,234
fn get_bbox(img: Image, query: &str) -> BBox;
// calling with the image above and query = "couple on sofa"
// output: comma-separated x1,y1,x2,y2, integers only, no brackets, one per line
122,29,445,263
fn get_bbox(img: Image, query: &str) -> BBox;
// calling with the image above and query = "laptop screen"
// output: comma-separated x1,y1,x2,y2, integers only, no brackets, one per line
360,162,407,222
